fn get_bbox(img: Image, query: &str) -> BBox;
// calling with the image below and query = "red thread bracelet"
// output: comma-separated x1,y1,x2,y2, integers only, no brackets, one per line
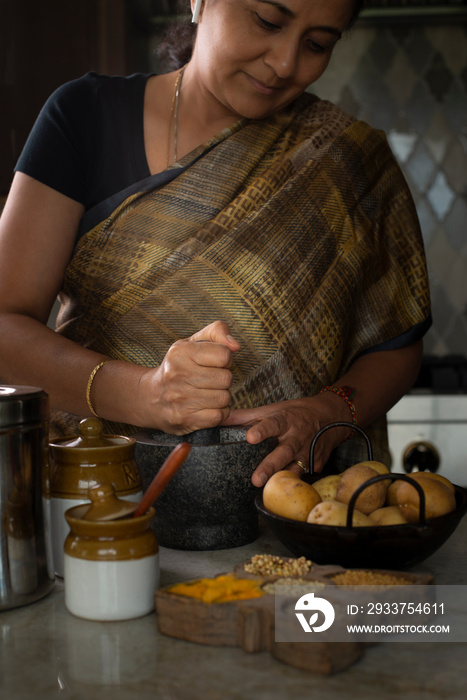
319,385,358,436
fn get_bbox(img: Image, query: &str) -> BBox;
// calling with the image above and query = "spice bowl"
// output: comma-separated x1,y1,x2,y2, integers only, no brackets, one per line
64,502,159,621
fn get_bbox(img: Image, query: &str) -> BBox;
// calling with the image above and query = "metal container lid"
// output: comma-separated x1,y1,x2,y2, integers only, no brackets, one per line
0,385,49,428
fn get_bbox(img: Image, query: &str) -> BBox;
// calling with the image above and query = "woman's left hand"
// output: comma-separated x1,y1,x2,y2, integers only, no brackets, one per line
223,397,350,486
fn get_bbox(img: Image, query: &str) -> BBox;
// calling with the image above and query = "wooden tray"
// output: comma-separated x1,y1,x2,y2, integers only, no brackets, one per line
155,558,433,675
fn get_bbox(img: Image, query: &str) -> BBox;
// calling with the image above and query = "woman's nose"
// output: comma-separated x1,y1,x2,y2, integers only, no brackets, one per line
263,35,299,80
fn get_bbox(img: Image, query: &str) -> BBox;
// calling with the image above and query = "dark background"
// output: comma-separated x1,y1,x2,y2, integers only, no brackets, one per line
0,0,181,199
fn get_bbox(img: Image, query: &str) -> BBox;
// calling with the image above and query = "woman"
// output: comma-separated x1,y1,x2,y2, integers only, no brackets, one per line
0,0,430,487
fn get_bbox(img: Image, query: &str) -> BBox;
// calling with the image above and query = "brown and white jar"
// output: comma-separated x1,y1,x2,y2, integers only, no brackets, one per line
47,418,143,577
64,503,159,621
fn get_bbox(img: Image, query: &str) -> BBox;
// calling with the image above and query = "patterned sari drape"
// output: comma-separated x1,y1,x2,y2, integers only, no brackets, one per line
52,94,431,464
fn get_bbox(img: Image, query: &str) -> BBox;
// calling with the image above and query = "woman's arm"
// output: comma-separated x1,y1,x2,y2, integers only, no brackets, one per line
225,340,423,485
0,173,240,431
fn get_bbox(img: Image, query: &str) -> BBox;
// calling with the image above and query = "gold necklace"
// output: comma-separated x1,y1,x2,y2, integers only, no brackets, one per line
167,65,186,168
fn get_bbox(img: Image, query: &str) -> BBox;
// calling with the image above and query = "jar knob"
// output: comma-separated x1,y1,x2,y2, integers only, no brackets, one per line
79,417,104,440
82,483,138,521
63,417,112,448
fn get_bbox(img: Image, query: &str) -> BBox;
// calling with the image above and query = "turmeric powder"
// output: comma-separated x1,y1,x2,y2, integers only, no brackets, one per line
168,574,264,603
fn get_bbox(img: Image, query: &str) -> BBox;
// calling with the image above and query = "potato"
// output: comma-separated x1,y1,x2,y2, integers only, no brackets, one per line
263,471,322,522
387,471,456,507
396,475,456,523
336,464,387,514
307,500,373,527
386,479,402,506
353,460,391,489
312,474,341,501
369,506,408,526
408,471,455,494
353,460,390,476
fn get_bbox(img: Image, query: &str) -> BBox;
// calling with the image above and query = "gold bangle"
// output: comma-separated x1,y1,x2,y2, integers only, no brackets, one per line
86,360,110,417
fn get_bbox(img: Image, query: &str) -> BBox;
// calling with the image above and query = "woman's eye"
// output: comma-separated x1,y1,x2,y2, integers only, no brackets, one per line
307,41,326,53
255,13,280,30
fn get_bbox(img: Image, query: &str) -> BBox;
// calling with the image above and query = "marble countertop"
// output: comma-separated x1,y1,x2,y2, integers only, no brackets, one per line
1,516,467,700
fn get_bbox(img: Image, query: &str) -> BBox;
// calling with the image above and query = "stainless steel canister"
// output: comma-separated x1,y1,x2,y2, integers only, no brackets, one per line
0,385,54,610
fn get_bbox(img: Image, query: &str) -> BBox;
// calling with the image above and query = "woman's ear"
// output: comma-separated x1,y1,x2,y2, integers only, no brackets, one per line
192,0,203,24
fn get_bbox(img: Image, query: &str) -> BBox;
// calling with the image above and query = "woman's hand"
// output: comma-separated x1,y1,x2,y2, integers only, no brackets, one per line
224,395,351,487
223,342,423,487
136,321,241,434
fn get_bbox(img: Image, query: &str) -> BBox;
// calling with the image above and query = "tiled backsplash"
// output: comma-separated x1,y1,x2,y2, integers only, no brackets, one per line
312,22,467,356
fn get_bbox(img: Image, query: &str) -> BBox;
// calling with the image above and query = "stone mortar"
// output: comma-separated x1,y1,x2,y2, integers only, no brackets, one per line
133,427,277,550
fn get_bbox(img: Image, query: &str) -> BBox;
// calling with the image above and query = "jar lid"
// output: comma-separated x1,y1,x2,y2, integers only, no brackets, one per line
0,385,49,428
57,417,130,449
81,483,138,521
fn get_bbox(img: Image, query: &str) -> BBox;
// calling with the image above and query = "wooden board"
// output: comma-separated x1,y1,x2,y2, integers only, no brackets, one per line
155,559,433,675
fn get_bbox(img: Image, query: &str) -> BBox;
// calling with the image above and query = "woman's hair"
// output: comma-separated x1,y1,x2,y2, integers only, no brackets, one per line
157,0,366,72
157,1,196,71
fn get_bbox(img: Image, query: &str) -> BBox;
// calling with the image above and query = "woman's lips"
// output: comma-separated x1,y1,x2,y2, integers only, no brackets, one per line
245,73,281,95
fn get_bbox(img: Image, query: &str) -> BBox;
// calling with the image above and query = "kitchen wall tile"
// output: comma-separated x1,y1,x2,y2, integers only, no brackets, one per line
385,50,418,105
429,280,457,332
387,127,417,163
443,138,467,192
424,26,467,76
351,65,400,131
405,81,436,134
313,28,376,103
426,229,458,285
336,85,361,120
445,315,467,355
387,24,412,48
445,197,467,252
406,140,437,193
461,65,467,94
404,29,436,75
314,24,467,356
368,29,398,73
443,79,467,135
425,53,454,102
347,55,383,104
424,108,453,164
427,171,456,221
444,257,467,314
413,198,438,246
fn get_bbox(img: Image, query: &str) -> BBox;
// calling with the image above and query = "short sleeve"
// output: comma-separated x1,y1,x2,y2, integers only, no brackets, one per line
15,73,99,204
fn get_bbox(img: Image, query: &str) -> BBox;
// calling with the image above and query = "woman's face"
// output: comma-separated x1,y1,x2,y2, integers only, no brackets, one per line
191,0,354,120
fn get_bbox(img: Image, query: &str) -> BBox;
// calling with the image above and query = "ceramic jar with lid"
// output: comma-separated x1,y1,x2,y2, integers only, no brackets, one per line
64,488,159,621
48,417,143,577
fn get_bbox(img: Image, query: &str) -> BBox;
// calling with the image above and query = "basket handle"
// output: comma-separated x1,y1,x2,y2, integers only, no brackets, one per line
346,473,427,527
308,422,373,474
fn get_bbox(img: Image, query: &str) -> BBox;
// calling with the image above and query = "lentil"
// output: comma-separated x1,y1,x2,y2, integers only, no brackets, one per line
331,570,413,586
244,554,312,577
262,578,326,595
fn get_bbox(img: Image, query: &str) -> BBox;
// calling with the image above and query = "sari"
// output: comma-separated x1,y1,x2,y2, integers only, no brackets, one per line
52,93,431,466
